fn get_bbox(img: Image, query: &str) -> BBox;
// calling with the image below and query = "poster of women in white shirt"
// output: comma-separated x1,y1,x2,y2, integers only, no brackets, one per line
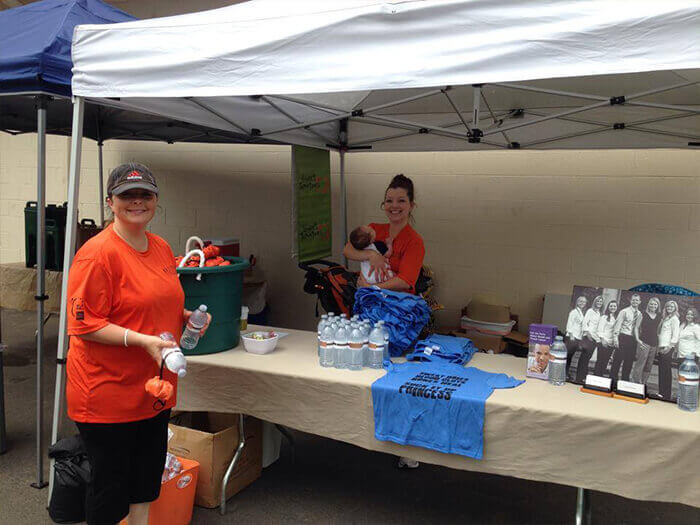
565,286,700,402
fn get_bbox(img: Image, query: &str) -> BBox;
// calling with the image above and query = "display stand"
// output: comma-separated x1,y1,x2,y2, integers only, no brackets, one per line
580,387,613,398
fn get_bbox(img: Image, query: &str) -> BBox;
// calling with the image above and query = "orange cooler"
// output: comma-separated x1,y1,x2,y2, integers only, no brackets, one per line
120,457,199,525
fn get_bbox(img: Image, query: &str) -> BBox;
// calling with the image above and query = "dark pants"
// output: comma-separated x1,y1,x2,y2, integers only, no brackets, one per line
610,333,636,382
574,337,598,383
657,348,675,399
565,336,582,378
594,343,615,377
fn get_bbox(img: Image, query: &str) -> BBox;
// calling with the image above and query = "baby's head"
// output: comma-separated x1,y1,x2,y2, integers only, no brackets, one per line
350,225,375,250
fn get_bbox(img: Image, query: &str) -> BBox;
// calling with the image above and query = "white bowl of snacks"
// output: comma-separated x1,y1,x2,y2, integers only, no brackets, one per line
241,331,279,355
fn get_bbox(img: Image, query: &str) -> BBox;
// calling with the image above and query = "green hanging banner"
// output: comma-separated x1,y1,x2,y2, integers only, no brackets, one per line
292,145,332,262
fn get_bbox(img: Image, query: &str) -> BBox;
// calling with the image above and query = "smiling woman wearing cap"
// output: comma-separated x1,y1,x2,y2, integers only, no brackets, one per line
64,162,210,525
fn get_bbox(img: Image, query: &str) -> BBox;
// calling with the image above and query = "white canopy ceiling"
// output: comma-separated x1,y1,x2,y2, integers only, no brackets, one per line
71,0,700,151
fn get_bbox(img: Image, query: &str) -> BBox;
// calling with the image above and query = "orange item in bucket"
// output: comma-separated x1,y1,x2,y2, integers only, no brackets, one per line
119,457,199,525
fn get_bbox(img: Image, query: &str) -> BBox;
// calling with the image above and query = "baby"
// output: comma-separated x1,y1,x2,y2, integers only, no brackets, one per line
349,225,394,284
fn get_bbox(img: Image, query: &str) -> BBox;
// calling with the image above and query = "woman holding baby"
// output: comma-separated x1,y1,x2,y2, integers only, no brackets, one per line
343,174,425,470
343,174,425,294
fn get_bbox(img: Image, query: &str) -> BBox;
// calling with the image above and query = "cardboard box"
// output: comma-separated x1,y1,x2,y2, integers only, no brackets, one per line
168,412,262,508
451,329,507,354
463,300,511,324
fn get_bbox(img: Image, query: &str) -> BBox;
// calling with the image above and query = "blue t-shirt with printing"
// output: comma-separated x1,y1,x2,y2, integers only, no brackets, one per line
371,360,524,459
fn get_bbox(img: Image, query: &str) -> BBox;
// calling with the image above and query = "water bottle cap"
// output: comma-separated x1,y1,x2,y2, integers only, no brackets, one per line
555,335,563,341
198,304,208,312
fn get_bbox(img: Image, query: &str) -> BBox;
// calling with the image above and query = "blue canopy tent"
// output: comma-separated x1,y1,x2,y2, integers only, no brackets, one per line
0,0,272,489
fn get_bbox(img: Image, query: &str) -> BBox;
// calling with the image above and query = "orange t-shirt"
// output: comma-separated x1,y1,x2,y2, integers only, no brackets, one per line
66,225,185,423
369,223,425,294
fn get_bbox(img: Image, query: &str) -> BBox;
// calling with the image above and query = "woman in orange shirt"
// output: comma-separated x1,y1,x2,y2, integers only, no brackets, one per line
66,163,209,525
343,174,425,294
343,174,425,470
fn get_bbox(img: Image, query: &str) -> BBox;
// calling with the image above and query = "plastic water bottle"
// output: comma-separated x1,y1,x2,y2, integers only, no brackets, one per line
367,324,385,369
334,322,349,369
677,354,699,412
180,305,208,350
159,332,187,377
347,323,364,371
378,321,390,360
549,336,567,386
319,324,336,367
361,321,371,366
317,314,328,356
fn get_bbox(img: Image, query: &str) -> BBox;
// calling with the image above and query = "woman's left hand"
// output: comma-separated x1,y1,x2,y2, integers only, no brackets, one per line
184,309,213,336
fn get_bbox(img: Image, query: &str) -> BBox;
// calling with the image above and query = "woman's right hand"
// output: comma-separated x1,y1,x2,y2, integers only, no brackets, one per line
135,333,177,367
367,251,388,281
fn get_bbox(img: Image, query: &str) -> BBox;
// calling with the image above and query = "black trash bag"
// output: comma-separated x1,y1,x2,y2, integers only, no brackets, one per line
48,435,90,524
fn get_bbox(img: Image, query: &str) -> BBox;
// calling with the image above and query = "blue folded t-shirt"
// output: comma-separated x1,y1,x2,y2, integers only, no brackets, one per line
371,360,523,459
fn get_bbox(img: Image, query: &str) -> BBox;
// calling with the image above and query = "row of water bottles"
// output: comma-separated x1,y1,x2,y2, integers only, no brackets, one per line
317,313,389,370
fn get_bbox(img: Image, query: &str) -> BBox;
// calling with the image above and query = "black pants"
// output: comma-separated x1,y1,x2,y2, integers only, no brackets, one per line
594,343,615,377
565,336,582,378
574,337,598,383
657,349,675,399
610,334,636,382
76,409,170,525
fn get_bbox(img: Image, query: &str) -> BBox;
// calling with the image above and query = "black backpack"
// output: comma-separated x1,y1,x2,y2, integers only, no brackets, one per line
299,259,358,316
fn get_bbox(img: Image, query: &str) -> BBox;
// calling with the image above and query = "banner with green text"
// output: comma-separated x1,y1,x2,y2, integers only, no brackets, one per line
292,145,332,262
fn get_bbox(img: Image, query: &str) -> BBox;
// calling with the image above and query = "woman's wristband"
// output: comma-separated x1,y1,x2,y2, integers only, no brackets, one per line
124,328,130,347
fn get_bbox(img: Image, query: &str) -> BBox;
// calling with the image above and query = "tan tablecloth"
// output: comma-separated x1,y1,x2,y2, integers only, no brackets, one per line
0,262,62,313
177,325,700,508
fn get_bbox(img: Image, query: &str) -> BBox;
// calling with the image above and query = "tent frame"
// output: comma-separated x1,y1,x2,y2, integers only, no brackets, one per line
52,92,605,523
51,71,700,517
0,91,108,489
239,80,700,150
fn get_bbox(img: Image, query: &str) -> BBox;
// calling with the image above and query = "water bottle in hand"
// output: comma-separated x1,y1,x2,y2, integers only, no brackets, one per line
159,332,187,377
180,305,208,350
677,354,698,412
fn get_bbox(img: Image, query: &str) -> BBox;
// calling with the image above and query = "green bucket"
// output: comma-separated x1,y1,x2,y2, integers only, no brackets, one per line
177,256,249,355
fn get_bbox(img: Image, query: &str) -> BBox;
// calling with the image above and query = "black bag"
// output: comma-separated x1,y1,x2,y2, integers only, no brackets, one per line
48,435,91,524
299,259,358,316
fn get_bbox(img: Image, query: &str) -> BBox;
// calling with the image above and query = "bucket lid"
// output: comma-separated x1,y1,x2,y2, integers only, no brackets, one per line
206,237,239,245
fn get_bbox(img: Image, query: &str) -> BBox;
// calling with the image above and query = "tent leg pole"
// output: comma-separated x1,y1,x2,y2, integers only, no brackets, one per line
220,414,246,515
575,487,591,525
32,95,49,490
97,141,104,226
48,96,84,504
339,149,347,266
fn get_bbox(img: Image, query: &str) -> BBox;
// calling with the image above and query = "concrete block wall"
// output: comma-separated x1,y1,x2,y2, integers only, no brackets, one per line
1,131,699,331
344,150,700,330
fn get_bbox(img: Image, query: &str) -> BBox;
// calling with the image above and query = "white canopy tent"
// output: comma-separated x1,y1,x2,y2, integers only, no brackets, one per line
52,0,700,517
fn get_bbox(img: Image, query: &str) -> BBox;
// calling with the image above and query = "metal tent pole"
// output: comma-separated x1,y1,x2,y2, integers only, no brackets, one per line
97,141,104,225
48,96,85,502
96,108,105,226
32,95,49,489
339,119,348,266
340,149,347,266
575,487,591,525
